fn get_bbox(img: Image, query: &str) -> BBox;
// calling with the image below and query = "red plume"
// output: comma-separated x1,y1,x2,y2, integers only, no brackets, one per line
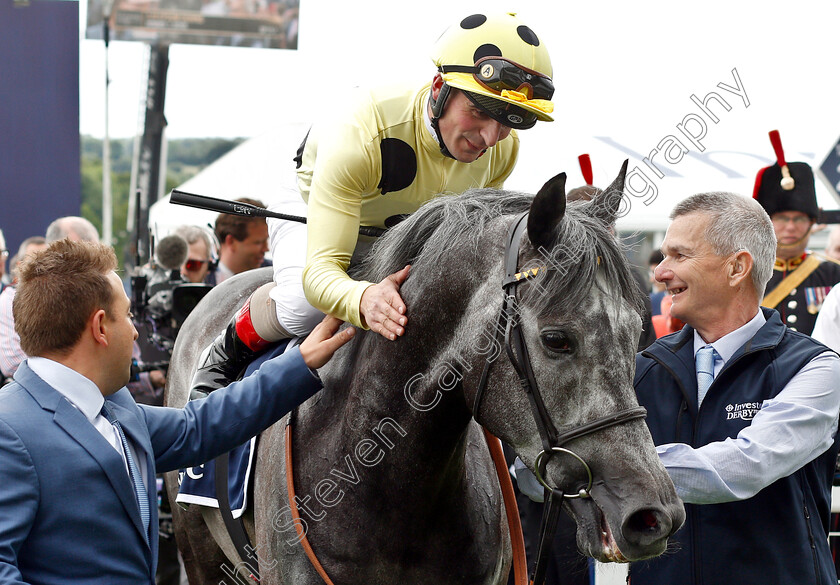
768,130,787,167
578,154,593,185
767,129,795,190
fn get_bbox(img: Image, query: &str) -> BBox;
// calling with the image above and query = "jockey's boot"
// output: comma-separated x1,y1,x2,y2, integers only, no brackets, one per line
189,297,272,400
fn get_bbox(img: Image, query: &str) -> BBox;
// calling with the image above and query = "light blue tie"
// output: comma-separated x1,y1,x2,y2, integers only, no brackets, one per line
102,403,150,543
695,345,717,407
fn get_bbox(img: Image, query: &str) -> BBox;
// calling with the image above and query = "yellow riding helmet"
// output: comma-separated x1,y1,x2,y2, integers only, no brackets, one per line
431,13,555,125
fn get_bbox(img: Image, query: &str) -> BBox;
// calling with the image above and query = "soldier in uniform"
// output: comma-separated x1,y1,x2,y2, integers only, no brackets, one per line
754,130,840,335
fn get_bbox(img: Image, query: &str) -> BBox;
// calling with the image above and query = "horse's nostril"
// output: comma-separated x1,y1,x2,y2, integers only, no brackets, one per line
616,507,674,558
640,510,658,529
625,509,664,538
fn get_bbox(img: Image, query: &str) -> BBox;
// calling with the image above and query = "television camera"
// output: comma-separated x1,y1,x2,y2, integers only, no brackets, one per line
129,233,213,380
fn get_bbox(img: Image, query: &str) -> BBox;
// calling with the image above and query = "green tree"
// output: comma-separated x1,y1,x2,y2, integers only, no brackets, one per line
80,156,132,263
80,135,244,266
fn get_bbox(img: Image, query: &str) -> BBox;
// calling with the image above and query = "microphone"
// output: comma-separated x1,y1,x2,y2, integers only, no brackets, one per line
154,234,189,271
145,234,189,305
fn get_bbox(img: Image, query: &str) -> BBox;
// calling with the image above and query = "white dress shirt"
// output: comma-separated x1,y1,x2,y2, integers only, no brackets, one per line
658,310,840,504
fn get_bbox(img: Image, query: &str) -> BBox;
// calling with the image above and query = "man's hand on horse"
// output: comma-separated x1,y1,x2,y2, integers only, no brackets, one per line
299,315,356,369
360,264,411,341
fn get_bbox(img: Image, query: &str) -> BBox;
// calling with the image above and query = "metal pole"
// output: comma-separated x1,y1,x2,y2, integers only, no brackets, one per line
102,9,113,245
133,43,170,264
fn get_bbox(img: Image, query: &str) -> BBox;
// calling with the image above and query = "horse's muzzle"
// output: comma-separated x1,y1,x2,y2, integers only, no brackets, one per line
570,481,685,562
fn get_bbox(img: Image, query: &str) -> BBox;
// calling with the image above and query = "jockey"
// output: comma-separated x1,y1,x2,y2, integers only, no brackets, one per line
191,12,555,396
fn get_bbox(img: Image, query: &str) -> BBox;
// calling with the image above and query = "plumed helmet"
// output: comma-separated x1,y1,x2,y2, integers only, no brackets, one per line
430,13,554,128
753,130,818,219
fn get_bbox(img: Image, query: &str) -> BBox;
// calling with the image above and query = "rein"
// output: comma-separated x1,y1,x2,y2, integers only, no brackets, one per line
472,212,647,585
285,421,337,585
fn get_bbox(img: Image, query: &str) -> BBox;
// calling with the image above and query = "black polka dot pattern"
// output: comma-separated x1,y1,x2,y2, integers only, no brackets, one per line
473,43,502,63
460,14,486,29
378,138,417,195
517,25,540,46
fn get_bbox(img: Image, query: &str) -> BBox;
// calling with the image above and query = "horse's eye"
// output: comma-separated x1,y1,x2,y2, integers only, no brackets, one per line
540,330,574,354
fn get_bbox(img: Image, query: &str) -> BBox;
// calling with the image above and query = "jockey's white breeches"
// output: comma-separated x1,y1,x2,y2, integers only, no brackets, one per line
266,199,325,337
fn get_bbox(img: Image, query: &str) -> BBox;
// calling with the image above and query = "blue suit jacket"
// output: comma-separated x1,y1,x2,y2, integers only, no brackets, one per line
0,347,320,585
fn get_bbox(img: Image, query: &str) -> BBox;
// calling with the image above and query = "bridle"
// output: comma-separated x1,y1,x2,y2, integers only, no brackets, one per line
471,212,647,585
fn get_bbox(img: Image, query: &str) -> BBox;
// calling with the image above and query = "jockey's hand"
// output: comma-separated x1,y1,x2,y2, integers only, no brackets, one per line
299,315,356,369
360,265,411,341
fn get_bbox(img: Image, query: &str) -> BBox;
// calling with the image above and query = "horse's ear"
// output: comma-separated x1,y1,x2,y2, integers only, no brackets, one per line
589,159,629,226
528,172,567,249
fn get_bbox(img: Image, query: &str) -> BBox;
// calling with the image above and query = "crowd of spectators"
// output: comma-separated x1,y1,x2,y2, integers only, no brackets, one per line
2,166,838,585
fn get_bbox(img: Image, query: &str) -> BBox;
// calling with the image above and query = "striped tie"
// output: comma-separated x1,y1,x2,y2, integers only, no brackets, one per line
695,345,717,407
102,403,150,543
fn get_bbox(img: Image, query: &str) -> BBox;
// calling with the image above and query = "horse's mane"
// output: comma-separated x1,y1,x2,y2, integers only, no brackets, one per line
354,188,646,318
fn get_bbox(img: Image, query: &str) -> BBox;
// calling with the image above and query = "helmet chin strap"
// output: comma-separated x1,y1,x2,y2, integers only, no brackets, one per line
778,223,815,249
428,83,490,161
429,84,456,160
431,118,455,160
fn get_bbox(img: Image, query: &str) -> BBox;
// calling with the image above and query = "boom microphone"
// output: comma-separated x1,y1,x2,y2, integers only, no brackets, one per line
155,234,189,271
169,189,387,238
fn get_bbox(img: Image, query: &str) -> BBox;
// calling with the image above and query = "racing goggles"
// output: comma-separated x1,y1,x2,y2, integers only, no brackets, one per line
441,57,555,101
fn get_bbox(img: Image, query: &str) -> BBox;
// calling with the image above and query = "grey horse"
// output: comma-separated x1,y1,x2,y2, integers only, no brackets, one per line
165,164,685,584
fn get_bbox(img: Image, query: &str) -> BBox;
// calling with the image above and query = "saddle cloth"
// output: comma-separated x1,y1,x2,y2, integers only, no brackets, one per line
175,339,293,518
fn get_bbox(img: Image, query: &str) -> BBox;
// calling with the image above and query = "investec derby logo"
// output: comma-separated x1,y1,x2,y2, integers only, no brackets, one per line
726,401,762,420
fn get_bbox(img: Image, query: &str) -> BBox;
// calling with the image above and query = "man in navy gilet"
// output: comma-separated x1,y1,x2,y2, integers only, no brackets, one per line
631,191,840,585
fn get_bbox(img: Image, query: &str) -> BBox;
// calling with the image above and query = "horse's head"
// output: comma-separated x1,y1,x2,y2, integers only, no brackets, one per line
344,165,684,564
467,162,684,562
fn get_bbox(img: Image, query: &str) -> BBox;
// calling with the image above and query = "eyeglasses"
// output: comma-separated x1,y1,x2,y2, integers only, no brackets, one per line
441,57,555,101
771,214,812,226
183,258,208,271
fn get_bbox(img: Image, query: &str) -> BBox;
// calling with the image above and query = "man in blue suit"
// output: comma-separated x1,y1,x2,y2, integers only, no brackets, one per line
0,238,355,584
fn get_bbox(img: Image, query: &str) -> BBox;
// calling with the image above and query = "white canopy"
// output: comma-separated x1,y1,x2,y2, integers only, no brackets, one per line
150,119,840,250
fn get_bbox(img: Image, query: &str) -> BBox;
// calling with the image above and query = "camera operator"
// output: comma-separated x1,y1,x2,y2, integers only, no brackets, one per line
129,233,186,394
130,229,214,402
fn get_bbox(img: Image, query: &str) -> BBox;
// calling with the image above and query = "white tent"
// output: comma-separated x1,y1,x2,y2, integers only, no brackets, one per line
148,121,311,239
150,119,840,251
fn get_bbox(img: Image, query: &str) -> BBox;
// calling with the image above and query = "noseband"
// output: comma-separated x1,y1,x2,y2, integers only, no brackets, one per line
471,212,647,584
